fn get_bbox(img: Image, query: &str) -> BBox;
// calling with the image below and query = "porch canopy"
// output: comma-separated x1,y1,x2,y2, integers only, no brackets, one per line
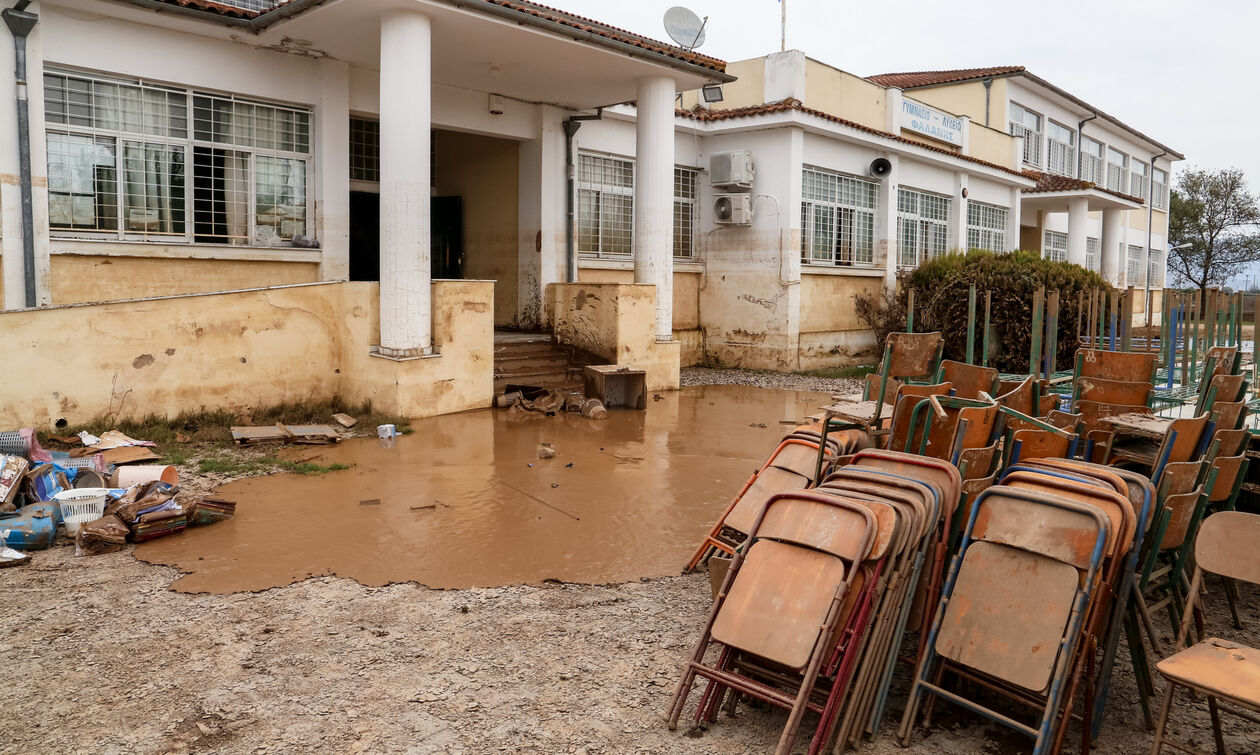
1021,171,1143,284
119,0,733,353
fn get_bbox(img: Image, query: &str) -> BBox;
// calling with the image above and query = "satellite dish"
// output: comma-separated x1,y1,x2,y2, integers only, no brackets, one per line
664,6,707,50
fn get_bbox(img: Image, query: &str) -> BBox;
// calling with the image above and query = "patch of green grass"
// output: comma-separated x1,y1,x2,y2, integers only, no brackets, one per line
276,461,354,476
794,364,877,380
161,447,192,466
196,456,277,476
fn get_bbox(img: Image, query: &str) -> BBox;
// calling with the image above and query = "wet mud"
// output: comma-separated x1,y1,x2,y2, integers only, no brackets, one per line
136,385,828,593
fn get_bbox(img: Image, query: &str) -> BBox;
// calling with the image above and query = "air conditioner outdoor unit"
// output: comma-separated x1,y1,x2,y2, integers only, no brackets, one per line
714,193,752,225
710,150,754,190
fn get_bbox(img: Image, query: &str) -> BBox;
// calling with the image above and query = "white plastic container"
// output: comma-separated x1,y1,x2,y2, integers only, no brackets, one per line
54,488,110,535
377,424,396,439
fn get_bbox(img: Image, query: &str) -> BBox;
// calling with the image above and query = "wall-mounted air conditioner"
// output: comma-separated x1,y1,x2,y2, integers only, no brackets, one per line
710,150,754,191
714,193,752,224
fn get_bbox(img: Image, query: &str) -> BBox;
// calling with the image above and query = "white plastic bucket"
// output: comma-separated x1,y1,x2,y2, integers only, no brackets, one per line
54,488,109,535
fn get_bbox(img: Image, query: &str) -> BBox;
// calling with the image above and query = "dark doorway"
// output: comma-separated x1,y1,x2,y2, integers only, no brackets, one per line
348,191,380,282
347,192,463,282
431,196,463,279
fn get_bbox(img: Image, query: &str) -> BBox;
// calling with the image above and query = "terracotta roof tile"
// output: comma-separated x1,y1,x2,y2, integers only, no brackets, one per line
678,100,1031,180
140,0,727,73
866,66,1025,89
1021,169,1144,203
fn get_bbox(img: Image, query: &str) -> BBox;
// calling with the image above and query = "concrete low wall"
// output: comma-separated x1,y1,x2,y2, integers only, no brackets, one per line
48,255,321,306
0,280,494,427
543,282,680,391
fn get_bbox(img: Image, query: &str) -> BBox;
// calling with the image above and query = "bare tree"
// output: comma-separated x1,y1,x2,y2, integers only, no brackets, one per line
1168,167,1260,302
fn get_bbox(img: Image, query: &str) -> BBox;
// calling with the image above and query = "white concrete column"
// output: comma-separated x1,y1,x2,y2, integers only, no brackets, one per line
315,59,350,281
1006,186,1022,251
517,106,564,329
952,172,968,251
878,155,900,289
378,10,432,356
1066,197,1089,267
634,75,676,341
1100,208,1124,286
885,87,903,134
0,16,50,308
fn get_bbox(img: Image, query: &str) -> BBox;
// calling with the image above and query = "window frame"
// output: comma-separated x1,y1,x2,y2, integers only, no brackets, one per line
1046,120,1076,177
1009,102,1043,167
1106,147,1129,194
576,151,636,259
1129,160,1148,202
1126,244,1145,285
1152,168,1169,210
673,166,699,260
896,186,952,269
1043,230,1068,263
1085,236,1099,271
965,200,1007,253
44,68,312,247
1080,136,1104,185
800,166,878,268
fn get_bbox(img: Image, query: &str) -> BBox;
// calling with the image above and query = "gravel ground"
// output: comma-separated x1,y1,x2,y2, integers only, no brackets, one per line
3,371,1258,754
680,367,864,396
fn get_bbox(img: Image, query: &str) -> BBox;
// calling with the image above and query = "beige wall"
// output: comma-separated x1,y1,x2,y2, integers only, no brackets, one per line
435,131,520,327
578,266,701,330
0,280,495,427
544,282,680,390
1020,225,1042,252
48,256,320,305
909,79,1008,132
970,124,1016,169
684,57,766,110
804,60,886,131
797,273,883,368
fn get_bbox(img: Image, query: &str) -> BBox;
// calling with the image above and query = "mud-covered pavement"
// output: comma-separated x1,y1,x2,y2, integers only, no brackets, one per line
4,371,1259,753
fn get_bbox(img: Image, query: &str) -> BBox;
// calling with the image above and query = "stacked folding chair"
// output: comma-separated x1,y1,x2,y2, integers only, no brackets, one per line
899,461,1141,755
667,449,960,754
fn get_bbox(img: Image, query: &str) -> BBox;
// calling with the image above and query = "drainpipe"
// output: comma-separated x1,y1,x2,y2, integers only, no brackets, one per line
981,77,992,127
3,0,37,307
1076,111,1097,180
562,109,602,283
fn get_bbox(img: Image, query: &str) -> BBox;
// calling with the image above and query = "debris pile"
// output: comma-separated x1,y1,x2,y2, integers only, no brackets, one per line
0,428,236,561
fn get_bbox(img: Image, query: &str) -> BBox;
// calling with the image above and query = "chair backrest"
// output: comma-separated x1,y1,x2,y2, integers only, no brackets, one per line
996,376,1037,414
851,449,961,523
958,443,1000,481
1206,454,1249,505
1196,511,1260,585
1209,401,1247,431
1000,472,1132,559
1158,461,1203,498
1076,349,1158,383
1044,410,1082,431
1076,377,1153,407
1155,415,1211,468
885,332,944,381
971,486,1108,570
724,466,812,535
766,438,834,479
755,492,880,562
1207,428,1249,460
864,373,901,405
939,360,999,400
1009,428,1071,463
1206,374,1247,404
1074,400,1152,434
1205,345,1240,378
1160,487,1205,551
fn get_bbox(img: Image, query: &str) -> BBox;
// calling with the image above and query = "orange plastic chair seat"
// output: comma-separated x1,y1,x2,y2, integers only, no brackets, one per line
1157,638,1260,709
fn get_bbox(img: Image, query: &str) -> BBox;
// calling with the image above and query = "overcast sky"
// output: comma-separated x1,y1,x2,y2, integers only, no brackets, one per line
559,0,1258,187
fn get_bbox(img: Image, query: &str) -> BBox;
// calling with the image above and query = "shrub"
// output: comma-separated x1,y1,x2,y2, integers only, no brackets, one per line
855,250,1114,373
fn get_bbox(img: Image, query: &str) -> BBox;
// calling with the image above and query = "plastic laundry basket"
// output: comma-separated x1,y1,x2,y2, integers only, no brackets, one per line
53,488,109,536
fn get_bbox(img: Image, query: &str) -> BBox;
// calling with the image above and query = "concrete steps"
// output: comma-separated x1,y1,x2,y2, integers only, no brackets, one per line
492,334,600,395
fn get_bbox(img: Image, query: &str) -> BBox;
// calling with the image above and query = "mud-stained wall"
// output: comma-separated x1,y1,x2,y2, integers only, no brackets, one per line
544,282,680,391
48,256,321,305
435,131,520,327
577,266,702,362
0,280,494,427
798,274,883,369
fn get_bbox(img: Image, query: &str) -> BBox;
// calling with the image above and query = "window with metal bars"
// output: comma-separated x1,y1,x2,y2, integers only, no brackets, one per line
44,69,310,245
1046,121,1076,176
1127,244,1145,285
1085,237,1099,271
1107,148,1128,194
897,188,951,268
1152,168,1169,210
349,117,380,183
1148,249,1163,287
965,201,1007,252
1080,137,1104,185
1043,230,1068,262
577,153,634,257
673,167,698,259
1129,161,1148,202
799,167,877,267
1009,102,1042,167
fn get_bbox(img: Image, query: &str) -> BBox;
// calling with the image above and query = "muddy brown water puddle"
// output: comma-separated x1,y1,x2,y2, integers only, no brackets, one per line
136,385,828,593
